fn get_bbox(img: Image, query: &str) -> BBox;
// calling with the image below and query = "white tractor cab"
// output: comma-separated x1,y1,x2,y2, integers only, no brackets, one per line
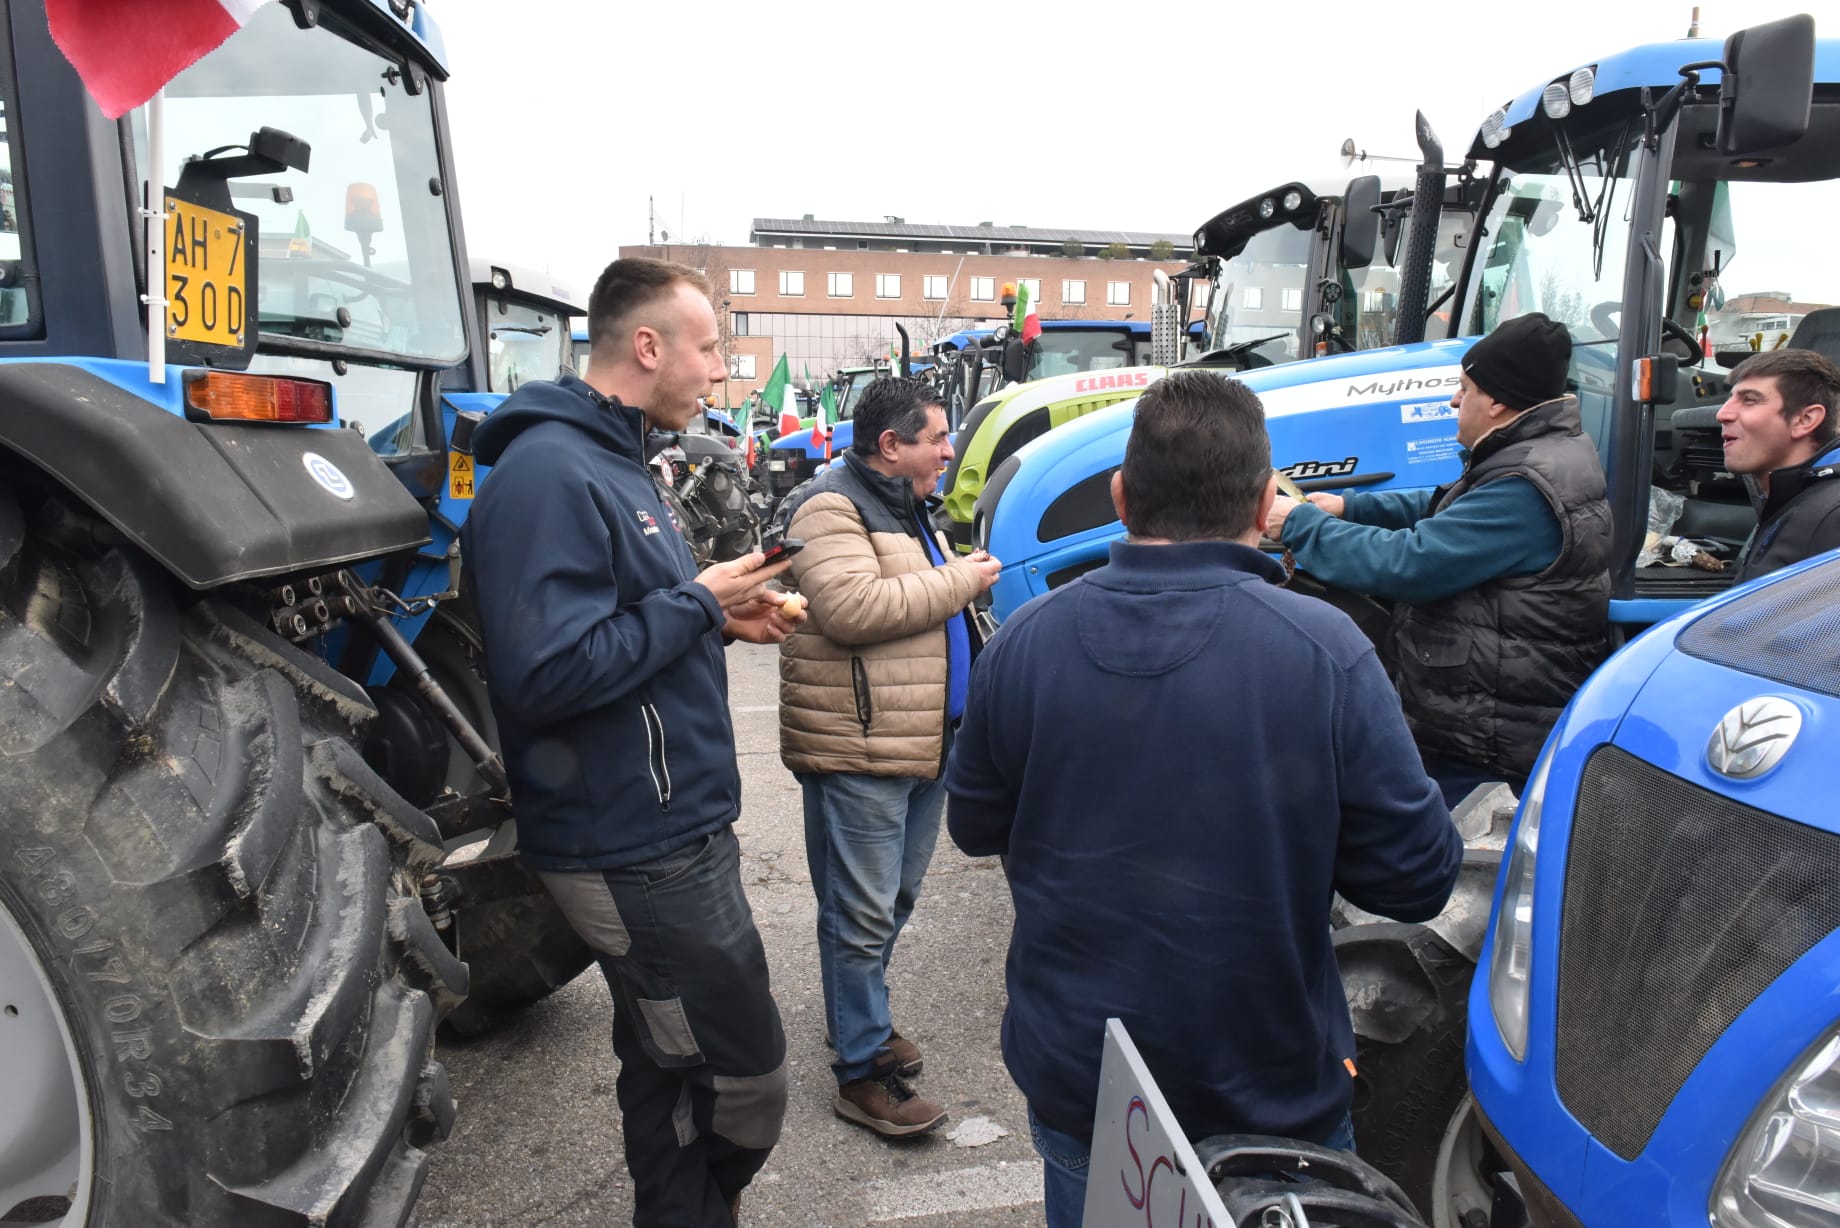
1188,165,1475,371
451,257,581,394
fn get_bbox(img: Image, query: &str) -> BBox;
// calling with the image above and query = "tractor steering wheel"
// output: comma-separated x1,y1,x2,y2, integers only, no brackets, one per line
1588,302,1705,365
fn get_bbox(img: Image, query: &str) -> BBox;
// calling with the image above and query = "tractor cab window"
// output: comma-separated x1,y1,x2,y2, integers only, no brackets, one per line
482,294,568,393
0,83,35,333
1027,329,1135,380
1203,222,1311,366
130,3,467,367
1463,123,1644,454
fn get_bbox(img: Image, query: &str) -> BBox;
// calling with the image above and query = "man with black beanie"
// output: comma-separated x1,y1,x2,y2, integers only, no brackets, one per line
1266,311,1611,805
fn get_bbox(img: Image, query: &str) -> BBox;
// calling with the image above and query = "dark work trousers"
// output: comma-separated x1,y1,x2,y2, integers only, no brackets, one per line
539,825,788,1228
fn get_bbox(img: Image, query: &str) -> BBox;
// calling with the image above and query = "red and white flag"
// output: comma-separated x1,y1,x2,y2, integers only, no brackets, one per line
48,0,266,119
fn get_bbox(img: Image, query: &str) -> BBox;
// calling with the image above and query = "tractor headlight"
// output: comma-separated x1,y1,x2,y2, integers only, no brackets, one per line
1568,66,1596,107
1541,81,1572,119
1713,1030,1840,1226
1488,742,1554,1060
1258,197,1277,220
1282,190,1303,213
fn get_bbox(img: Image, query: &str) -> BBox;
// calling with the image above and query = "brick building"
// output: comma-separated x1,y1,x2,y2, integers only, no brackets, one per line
620,216,1192,407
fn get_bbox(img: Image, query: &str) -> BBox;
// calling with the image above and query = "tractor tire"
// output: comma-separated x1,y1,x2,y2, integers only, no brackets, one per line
400,604,592,1038
0,491,466,1227
1336,922,1473,1224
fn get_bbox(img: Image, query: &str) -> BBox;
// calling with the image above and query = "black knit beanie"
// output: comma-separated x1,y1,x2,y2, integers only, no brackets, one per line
1462,312,1572,411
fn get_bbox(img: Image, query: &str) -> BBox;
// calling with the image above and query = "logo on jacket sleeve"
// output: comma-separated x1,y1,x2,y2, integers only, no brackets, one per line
637,508,660,536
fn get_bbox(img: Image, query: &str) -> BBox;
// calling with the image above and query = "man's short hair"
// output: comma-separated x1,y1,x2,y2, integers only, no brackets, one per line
1122,372,1271,541
850,377,941,455
587,258,713,357
1731,347,1840,448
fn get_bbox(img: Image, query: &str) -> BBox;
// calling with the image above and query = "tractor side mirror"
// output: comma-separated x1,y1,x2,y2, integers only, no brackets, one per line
1340,175,1382,270
1716,14,1814,155
1001,338,1030,384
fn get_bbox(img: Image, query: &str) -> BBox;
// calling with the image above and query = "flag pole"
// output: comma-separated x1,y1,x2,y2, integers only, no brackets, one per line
142,88,168,384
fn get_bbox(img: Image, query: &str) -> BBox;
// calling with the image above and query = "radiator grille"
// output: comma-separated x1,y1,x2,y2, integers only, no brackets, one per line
1555,745,1840,1159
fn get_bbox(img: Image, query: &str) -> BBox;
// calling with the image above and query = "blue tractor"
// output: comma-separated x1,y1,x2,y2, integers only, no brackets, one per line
1456,17,1840,1228
979,14,1840,1225
0,3,601,1223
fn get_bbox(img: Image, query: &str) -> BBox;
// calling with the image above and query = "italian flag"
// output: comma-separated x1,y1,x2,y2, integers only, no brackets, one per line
761,353,798,438
49,0,268,119
810,381,836,456
1013,281,1041,344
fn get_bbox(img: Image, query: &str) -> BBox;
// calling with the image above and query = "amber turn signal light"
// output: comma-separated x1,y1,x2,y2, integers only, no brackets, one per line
184,371,334,424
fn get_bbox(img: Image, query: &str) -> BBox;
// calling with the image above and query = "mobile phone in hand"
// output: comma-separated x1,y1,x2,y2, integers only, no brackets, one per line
759,538,804,566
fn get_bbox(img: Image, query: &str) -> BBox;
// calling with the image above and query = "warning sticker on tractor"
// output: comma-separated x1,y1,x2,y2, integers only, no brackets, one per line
1407,435,1462,465
449,451,476,500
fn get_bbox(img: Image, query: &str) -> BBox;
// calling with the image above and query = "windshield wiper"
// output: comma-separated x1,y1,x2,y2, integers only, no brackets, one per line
490,324,552,336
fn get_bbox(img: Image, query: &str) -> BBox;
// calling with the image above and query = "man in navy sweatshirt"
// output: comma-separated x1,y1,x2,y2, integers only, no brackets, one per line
463,258,801,1228
1266,312,1610,805
945,371,1462,1228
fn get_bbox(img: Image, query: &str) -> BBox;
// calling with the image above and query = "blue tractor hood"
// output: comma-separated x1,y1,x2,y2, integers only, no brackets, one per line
978,338,1479,620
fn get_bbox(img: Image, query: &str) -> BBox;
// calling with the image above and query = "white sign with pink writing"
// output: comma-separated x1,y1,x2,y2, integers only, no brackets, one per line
1083,1018,1231,1227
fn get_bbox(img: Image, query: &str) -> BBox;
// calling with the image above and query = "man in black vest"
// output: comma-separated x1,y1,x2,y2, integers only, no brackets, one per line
1267,312,1610,806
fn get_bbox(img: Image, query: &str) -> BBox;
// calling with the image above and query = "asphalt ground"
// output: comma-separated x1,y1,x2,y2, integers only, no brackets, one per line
412,642,1047,1228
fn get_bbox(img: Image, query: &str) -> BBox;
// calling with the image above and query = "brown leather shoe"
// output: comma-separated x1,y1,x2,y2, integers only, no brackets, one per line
883,1029,923,1077
834,1072,947,1137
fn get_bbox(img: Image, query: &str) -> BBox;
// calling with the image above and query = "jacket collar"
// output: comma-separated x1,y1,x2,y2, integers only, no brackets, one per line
1091,539,1288,592
842,450,924,519
1758,439,1840,520
1465,394,1582,469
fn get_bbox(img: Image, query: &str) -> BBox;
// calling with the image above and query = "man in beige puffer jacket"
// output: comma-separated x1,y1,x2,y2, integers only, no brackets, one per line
779,376,1000,1138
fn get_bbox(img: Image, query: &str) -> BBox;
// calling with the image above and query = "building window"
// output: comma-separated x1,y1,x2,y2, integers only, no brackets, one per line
1018,278,1041,305
876,274,901,299
730,269,755,295
1062,279,1085,305
1107,281,1130,306
970,277,996,302
780,270,805,297
923,275,949,300
730,354,757,380
1244,286,1263,310
827,272,853,298
1281,287,1303,312
732,313,749,337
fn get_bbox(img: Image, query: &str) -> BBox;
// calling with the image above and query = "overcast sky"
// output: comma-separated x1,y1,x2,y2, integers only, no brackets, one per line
433,0,1836,301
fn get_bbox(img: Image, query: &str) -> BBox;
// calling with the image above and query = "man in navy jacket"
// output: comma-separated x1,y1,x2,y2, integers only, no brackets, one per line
464,258,799,1228
945,371,1462,1227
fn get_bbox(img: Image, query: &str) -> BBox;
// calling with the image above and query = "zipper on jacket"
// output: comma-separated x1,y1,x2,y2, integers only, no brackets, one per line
641,702,673,809
850,657,873,733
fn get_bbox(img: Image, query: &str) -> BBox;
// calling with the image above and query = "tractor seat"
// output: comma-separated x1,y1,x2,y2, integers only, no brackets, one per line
1788,307,1840,366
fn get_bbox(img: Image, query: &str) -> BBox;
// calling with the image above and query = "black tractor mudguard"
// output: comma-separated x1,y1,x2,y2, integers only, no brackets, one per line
0,362,430,588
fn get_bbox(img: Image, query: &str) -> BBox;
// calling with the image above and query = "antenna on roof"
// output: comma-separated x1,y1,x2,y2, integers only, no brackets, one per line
1687,6,1701,38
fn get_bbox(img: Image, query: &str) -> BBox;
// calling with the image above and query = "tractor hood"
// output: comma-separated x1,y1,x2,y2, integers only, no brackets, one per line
976,338,1480,621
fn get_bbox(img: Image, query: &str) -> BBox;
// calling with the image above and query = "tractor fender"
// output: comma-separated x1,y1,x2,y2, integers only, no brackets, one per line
0,362,430,589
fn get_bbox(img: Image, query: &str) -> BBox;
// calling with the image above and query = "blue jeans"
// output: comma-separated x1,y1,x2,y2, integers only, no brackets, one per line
798,768,945,1083
1028,1106,1358,1228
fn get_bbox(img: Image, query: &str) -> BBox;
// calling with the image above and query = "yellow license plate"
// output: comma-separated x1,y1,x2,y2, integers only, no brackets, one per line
448,450,476,500
165,195,248,348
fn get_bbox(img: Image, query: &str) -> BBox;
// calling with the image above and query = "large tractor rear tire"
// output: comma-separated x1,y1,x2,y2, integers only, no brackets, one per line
0,491,466,1227
392,603,592,1038
1336,923,1472,1224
